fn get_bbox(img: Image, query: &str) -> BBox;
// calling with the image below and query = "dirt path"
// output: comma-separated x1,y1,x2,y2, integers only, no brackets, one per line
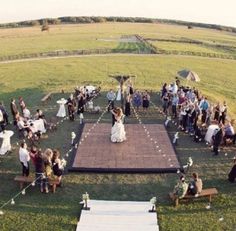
0,53,235,64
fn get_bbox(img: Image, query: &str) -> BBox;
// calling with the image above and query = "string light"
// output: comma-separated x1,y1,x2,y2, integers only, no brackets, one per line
219,217,224,222
0,92,119,215
0,93,104,215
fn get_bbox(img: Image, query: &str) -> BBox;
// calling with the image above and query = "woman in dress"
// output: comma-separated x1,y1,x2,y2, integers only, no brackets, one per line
42,148,53,193
111,107,126,143
142,90,150,111
0,129,14,155
213,102,220,122
133,90,142,111
56,98,67,118
52,149,63,186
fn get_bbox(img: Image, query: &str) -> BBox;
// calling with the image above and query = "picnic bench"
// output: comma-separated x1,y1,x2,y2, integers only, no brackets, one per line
169,188,218,207
41,92,52,104
14,175,60,193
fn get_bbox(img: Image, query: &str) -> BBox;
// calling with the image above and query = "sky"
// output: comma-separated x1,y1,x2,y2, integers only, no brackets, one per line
0,0,235,27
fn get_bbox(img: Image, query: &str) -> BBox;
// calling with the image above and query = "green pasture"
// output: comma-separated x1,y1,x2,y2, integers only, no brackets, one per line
0,55,236,116
150,41,226,54
1,23,236,58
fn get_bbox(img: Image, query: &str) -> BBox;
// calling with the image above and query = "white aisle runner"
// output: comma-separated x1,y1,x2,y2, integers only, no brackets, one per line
76,200,159,231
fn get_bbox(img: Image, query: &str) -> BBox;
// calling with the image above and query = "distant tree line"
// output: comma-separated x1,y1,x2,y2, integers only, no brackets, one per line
0,16,235,33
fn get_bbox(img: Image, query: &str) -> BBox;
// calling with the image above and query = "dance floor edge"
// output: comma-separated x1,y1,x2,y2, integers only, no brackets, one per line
69,124,180,173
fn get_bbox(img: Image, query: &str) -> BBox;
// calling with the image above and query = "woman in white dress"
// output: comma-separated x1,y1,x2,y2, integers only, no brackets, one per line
111,107,126,143
56,98,67,117
0,130,14,155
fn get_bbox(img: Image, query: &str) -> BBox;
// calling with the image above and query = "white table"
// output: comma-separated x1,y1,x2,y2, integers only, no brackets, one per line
28,119,46,134
86,85,96,94
56,98,67,117
205,124,219,143
0,130,14,155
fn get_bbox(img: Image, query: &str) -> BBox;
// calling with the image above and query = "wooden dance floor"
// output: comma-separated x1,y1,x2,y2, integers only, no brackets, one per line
70,124,180,173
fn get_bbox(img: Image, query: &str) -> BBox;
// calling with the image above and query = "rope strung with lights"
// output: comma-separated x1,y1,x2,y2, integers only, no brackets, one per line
0,98,112,216
0,87,112,214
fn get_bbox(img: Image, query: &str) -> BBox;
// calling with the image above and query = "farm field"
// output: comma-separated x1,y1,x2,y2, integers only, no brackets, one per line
0,55,236,116
1,23,236,58
0,23,236,231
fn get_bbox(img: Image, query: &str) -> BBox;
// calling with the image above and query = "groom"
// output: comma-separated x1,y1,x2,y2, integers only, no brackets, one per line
111,107,117,126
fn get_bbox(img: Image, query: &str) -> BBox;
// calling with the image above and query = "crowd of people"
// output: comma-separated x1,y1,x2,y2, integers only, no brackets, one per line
19,142,66,193
106,83,151,118
0,85,100,193
172,172,203,199
0,79,235,198
161,77,235,155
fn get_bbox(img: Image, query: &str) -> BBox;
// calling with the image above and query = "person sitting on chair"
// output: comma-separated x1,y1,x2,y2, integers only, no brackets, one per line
173,175,189,199
223,120,236,145
188,172,203,196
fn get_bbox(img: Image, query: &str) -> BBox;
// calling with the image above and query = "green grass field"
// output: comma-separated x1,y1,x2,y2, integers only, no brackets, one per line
1,55,236,116
1,23,236,58
150,41,226,54
0,23,236,231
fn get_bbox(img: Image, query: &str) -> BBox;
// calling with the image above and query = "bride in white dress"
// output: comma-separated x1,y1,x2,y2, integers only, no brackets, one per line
111,107,126,143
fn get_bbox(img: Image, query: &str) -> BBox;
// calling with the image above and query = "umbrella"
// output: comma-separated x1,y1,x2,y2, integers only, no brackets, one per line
177,69,200,82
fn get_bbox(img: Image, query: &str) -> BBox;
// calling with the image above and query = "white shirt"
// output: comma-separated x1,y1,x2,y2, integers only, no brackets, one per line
17,120,26,130
0,110,3,122
23,108,31,119
19,147,30,167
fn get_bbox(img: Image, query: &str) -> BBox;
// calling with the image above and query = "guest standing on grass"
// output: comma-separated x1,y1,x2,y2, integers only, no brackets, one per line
52,149,64,186
219,101,227,125
133,90,142,111
43,148,54,193
214,102,220,121
125,94,131,117
106,89,116,112
142,90,150,111
77,92,85,115
19,96,26,113
67,94,77,121
0,101,9,126
212,123,223,156
10,98,19,125
199,97,209,124
0,109,5,132
34,149,48,193
19,142,30,177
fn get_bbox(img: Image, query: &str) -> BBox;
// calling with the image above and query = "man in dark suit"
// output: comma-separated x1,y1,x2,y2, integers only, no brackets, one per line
67,94,77,121
0,101,9,125
212,123,223,155
10,98,19,125
111,107,117,126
